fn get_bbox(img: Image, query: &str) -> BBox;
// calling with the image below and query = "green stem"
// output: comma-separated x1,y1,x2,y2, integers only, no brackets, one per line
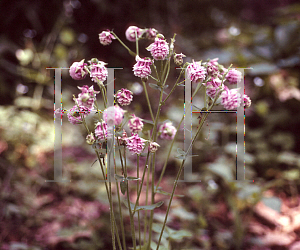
142,80,154,121
137,155,141,250
111,31,136,57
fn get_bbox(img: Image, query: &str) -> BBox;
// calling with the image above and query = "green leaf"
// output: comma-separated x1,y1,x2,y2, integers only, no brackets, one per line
155,187,184,197
120,179,127,195
141,119,154,125
177,148,185,154
126,176,139,180
115,174,124,180
124,200,164,212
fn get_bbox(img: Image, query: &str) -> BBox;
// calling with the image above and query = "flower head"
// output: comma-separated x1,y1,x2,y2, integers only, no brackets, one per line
116,88,133,106
159,122,177,140
149,141,160,153
243,94,251,108
133,56,152,79
220,88,242,110
146,28,158,40
90,61,108,83
125,26,144,42
186,61,207,83
69,60,88,80
99,30,115,46
205,78,222,99
95,121,112,141
206,58,219,77
67,105,90,125
226,69,242,85
174,53,186,66
126,134,146,154
103,105,125,126
86,133,95,145
128,114,144,134
118,129,128,146
74,85,100,109
146,37,169,60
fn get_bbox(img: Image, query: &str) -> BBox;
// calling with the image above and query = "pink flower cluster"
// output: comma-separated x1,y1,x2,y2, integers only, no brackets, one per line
133,56,152,79
103,105,125,126
69,60,88,80
128,114,143,134
187,61,207,83
74,85,100,110
159,122,177,140
99,30,115,46
125,26,158,41
147,37,169,60
67,105,90,125
226,69,242,84
116,88,133,106
126,134,146,154
220,88,242,110
95,121,112,141
206,58,219,77
205,78,223,99
90,61,108,83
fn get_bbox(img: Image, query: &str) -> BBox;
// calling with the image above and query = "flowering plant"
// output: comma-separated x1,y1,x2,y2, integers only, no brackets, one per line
67,25,251,249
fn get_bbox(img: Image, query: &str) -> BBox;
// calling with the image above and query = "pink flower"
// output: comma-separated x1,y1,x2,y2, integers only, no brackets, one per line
146,28,158,40
125,26,144,42
128,114,143,134
69,60,88,80
146,37,169,60
205,78,222,99
243,94,251,108
133,56,152,79
186,61,207,83
95,121,112,141
206,58,219,76
74,85,100,109
118,129,128,146
103,105,125,126
90,61,108,83
220,88,242,110
174,53,186,65
99,30,115,46
126,134,146,154
226,69,242,85
116,88,133,106
67,105,89,125
159,122,177,140
149,141,160,153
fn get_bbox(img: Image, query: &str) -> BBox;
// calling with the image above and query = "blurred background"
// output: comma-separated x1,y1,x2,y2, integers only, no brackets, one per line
1,0,300,249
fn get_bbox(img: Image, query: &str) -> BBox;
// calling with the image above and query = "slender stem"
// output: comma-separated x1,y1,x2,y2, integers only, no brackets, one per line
114,155,127,250
135,31,139,56
147,153,156,250
156,112,209,249
142,80,154,121
133,153,150,214
162,68,185,105
111,31,136,57
137,155,141,250
144,156,150,245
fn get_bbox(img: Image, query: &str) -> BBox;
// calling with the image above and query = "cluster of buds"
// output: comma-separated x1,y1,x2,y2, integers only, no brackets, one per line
74,85,100,110
99,30,115,46
103,105,125,126
69,60,88,80
159,122,177,140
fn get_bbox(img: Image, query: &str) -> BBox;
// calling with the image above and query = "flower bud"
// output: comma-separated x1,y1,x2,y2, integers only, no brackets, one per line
99,30,115,45
86,133,95,145
125,26,144,42
69,59,88,80
173,53,186,65
149,141,160,153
